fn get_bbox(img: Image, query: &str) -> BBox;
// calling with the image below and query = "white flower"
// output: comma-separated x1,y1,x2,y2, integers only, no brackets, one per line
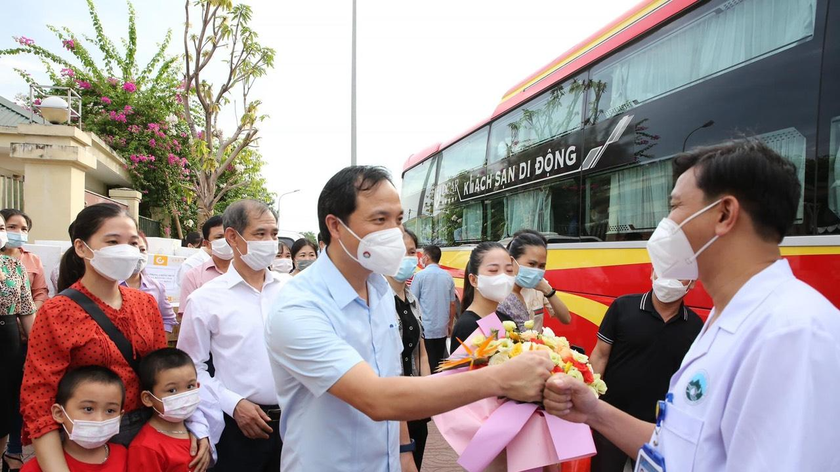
567,366,584,382
502,321,516,332
470,334,486,347
519,330,539,341
496,338,514,353
185,219,194,228
524,320,535,330
549,352,563,367
165,114,179,126
489,352,509,366
541,327,556,337
572,350,590,365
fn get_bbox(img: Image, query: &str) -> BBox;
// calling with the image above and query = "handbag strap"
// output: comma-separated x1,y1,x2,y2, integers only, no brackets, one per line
60,288,140,373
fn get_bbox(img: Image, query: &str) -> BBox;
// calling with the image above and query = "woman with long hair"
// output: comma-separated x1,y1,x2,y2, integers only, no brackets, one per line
498,229,571,330
449,242,517,354
21,204,210,472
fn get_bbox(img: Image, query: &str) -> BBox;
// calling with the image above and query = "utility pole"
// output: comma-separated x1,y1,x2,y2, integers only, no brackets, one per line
350,0,357,166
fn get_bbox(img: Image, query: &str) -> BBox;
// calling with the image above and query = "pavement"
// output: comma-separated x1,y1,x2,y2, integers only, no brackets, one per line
421,421,464,472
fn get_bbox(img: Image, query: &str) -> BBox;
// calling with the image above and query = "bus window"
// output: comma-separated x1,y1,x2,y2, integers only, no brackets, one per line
589,0,818,123
434,201,483,246
488,77,585,163
828,117,840,232
502,188,552,237
585,159,673,242
439,127,489,184
758,128,807,224
550,178,581,239
401,155,438,244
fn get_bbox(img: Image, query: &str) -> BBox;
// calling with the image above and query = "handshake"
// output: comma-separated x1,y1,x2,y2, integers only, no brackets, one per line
494,351,601,424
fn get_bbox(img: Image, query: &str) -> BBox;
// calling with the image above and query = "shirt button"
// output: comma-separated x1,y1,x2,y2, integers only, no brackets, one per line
404,357,409,362
404,310,408,315
409,343,413,347
409,326,413,330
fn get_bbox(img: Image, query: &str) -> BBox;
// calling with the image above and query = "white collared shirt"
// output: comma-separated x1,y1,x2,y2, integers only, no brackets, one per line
656,259,840,471
178,264,289,444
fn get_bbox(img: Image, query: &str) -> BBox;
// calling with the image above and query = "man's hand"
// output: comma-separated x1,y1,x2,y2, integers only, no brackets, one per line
188,435,212,472
496,351,553,402
400,452,418,472
233,399,273,439
543,373,600,424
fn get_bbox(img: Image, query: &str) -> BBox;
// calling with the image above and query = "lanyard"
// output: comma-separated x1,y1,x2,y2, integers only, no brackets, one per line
652,392,673,447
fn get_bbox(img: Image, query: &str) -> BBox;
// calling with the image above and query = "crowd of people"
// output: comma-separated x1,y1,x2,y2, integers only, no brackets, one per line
0,140,838,472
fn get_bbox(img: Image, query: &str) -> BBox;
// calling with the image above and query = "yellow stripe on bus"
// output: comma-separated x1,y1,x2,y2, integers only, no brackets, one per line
780,246,840,256
500,0,669,102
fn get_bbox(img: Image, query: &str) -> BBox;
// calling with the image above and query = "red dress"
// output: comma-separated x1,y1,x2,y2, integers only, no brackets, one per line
20,443,128,471
21,281,166,442
127,424,192,472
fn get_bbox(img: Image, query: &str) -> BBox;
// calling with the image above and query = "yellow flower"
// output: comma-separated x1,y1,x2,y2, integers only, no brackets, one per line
549,352,563,367
590,376,608,396
496,338,514,353
471,334,486,347
502,321,517,332
509,344,523,358
524,320,535,330
567,366,584,382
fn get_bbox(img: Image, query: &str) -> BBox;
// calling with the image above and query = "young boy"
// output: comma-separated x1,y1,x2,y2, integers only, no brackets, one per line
128,348,200,472
22,366,127,472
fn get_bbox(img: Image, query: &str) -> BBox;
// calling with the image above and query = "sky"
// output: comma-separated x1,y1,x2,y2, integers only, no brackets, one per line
0,0,632,234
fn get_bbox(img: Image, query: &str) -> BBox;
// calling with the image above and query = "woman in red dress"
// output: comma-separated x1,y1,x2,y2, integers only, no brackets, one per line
20,203,210,472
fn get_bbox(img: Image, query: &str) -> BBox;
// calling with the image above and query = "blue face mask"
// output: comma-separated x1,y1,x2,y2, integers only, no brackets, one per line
515,264,545,289
5,232,28,248
393,256,418,282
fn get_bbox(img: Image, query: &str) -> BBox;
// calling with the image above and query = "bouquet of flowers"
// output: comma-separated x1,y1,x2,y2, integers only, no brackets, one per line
432,314,606,472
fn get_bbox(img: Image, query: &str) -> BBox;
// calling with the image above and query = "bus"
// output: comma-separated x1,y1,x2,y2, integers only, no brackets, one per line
401,0,840,354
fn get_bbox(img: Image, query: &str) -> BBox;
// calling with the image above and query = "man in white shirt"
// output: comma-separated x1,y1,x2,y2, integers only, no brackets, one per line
178,200,288,472
544,141,840,471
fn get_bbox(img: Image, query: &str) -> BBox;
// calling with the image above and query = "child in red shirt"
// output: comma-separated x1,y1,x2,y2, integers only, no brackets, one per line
128,348,200,472
22,366,128,472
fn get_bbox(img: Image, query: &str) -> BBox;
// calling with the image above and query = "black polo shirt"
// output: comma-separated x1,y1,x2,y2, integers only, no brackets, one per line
597,291,703,422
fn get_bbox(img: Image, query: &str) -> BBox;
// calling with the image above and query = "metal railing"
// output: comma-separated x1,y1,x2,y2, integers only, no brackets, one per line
0,175,24,210
139,216,162,237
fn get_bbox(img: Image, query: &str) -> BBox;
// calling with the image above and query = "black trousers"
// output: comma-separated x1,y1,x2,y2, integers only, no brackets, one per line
424,337,448,373
212,412,282,472
407,419,429,470
592,430,631,472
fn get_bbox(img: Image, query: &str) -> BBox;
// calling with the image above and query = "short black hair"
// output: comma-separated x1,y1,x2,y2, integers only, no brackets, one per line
138,348,196,392
317,232,324,244
0,208,32,230
291,238,319,259
403,228,418,248
185,231,203,247
56,366,125,407
508,229,547,260
674,140,800,243
202,216,224,241
223,200,274,234
317,166,394,246
423,245,442,263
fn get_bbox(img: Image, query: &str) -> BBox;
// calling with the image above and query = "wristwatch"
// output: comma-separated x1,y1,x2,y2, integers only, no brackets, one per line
544,288,557,298
400,439,416,453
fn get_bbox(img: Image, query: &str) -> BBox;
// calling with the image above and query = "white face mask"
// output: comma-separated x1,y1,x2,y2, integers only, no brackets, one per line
210,238,234,261
476,274,515,303
0,231,8,249
337,220,406,276
60,406,121,449
133,254,148,275
234,232,278,271
647,199,722,280
271,258,293,273
84,242,143,282
148,388,201,422
652,277,689,303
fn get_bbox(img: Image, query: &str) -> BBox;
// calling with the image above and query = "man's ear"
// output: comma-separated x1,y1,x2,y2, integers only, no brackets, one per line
325,214,342,243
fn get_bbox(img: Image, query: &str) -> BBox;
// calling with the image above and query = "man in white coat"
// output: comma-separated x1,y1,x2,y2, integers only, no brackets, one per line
544,140,840,471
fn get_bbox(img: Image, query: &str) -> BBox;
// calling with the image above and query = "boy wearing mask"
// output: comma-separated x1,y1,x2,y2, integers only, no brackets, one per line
22,367,127,472
128,348,201,471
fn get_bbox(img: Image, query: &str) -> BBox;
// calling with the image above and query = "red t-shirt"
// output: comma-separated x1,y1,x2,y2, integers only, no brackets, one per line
127,424,192,472
21,281,167,442
21,443,127,472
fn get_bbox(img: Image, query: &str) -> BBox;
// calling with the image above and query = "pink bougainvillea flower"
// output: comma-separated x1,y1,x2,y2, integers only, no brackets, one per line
147,123,160,132
107,77,119,86
62,39,75,50
76,80,91,90
33,99,41,106
60,68,75,78
15,36,35,46
149,138,156,148
101,96,112,105
122,82,137,93
123,105,133,114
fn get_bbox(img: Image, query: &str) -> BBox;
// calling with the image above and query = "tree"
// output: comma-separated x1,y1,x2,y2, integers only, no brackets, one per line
1,0,198,237
301,231,317,244
182,0,276,224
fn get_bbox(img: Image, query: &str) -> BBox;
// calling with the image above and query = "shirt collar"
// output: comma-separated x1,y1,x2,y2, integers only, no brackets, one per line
716,259,793,333
641,291,688,322
219,262,278,290
319,252,389,309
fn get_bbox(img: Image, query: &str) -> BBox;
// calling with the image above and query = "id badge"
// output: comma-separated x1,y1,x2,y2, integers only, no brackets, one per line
635,443,666,472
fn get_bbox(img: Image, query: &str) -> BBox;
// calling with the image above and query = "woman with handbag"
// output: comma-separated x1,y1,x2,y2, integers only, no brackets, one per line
20,203,211,472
